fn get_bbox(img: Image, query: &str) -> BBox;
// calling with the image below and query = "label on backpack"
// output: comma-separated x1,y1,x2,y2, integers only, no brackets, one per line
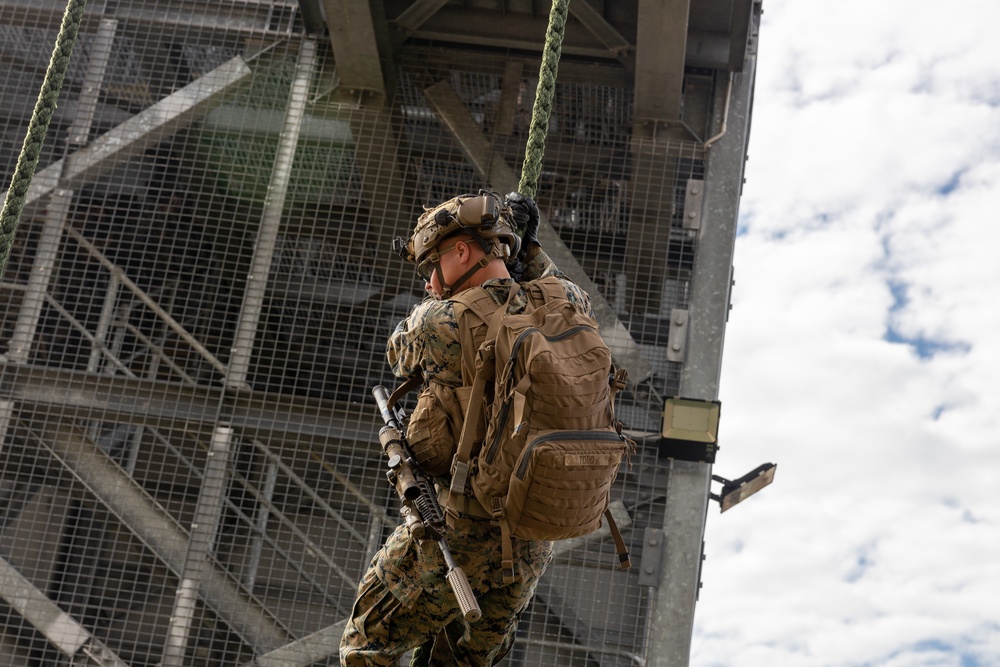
559,452,622,470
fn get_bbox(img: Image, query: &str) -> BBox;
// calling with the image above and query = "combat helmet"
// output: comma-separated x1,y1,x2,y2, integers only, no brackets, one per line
394,190,520,297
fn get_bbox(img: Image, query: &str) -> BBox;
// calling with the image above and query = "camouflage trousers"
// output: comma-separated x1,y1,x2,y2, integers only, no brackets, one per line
340,515,553,666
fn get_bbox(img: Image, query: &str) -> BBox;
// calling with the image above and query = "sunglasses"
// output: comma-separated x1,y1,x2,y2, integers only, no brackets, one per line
416,244,458,281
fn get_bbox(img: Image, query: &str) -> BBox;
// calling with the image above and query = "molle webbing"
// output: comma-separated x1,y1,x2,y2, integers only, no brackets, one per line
446,277,632,582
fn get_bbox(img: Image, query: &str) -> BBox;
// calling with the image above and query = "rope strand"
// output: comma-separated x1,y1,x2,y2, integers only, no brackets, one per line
0,0,88,279
519,0,570,200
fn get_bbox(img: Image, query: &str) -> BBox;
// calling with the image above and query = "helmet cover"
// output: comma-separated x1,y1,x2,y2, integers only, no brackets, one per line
398,191,521,266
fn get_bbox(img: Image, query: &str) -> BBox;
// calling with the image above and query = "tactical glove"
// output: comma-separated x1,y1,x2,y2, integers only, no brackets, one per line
506,257,526,282
505,191,540,249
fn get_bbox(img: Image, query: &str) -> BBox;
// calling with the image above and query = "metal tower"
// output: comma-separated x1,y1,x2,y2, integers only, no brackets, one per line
0,1,763,665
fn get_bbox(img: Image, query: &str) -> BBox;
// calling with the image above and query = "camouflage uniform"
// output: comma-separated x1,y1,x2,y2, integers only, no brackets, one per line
386,253,592,387
340,519,552,666
340,250,593,666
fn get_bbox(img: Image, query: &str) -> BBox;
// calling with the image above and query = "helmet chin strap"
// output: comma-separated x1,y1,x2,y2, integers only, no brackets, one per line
436,255,491,298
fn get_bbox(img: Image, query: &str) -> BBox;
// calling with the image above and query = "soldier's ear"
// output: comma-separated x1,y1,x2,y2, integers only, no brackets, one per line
454,238,473,262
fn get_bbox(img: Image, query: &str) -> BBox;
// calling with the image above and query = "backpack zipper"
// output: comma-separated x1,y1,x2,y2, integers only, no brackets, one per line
482,324,598,466
514,430,624,480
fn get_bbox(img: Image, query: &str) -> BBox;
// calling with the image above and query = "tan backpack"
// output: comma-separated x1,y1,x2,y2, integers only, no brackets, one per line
448,277,634,582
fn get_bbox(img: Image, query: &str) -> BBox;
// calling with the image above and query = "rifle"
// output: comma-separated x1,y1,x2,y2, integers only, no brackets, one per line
372,385,482,622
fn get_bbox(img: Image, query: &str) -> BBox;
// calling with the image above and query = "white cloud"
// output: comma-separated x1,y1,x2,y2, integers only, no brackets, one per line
692,1,1000,665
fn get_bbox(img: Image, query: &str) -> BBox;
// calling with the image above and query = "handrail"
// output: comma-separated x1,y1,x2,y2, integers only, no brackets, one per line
62,223,230,378
119,321,200,386
4,223,391,630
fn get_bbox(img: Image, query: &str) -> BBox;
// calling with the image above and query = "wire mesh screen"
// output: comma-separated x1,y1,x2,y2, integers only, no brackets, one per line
0,2,721,666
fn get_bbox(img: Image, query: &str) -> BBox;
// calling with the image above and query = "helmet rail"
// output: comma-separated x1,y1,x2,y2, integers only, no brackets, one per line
393,190,521,297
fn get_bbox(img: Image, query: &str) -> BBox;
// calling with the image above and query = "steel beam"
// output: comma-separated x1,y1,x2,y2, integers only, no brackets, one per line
392,0,451,37
242,620,347,667
0,555,129,666
0,0,299,40
161,427,236,666
569,0,636,74
728,0,755,71
228,39,317,390
349,105,424,298
3,18,119,367
647,6,759,665
402,45,632,88
1,56,252,209
321,0,386,97
493,61,524,137
634,0,689,124
685,30,732,71
24,417,293,654
423,79,655,382
0,363,379,444
3,190,72,362
625,136,702,317
67,18,118,147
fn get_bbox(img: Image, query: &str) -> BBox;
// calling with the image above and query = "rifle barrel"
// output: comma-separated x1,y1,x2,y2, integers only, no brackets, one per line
372,385,397,428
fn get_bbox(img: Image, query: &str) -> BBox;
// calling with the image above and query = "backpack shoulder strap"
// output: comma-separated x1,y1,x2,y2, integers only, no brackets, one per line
450,285,496,318
448,284,519,496
450,287,500,382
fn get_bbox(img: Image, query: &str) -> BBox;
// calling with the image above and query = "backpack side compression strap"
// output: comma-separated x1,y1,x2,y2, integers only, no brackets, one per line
605,506,632,569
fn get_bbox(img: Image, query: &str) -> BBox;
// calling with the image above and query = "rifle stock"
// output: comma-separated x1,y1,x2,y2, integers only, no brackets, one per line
372,385,482,622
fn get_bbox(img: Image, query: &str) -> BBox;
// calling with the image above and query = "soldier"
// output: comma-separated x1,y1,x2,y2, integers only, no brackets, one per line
340,191,594,666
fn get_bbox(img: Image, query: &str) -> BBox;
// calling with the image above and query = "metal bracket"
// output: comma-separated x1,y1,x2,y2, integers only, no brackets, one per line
638,528,665,587
682,178,704,230
666,308,689,362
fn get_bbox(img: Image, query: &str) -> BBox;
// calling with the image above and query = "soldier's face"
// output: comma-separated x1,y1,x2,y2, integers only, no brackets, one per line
425,238,473,299
425,244,454,299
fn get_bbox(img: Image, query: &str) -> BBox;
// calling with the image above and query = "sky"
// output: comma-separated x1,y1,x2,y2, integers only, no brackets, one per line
692,1,1000,666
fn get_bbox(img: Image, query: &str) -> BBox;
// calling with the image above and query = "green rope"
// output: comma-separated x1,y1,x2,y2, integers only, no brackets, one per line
0,0,88,280
518,0,570,199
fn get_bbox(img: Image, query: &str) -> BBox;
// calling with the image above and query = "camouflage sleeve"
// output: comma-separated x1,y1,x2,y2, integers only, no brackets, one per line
560,278,595,318
386,298,465,387
520,247,557,281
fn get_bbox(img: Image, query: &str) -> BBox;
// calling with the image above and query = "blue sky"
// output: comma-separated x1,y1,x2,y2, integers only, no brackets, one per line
692,1,1000,665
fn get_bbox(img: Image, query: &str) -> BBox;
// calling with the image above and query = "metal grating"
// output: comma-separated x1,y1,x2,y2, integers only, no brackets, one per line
0,2,750,665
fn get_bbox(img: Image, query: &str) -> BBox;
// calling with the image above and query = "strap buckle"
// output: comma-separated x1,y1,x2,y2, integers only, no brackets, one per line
489,497,504,519
450,459,470,495
612,367,629,392
501,559,515,584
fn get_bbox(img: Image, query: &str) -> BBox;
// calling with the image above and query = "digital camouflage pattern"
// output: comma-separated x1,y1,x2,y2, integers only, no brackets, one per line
339,518,552,666
341,248,591,665
387,250,593,386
